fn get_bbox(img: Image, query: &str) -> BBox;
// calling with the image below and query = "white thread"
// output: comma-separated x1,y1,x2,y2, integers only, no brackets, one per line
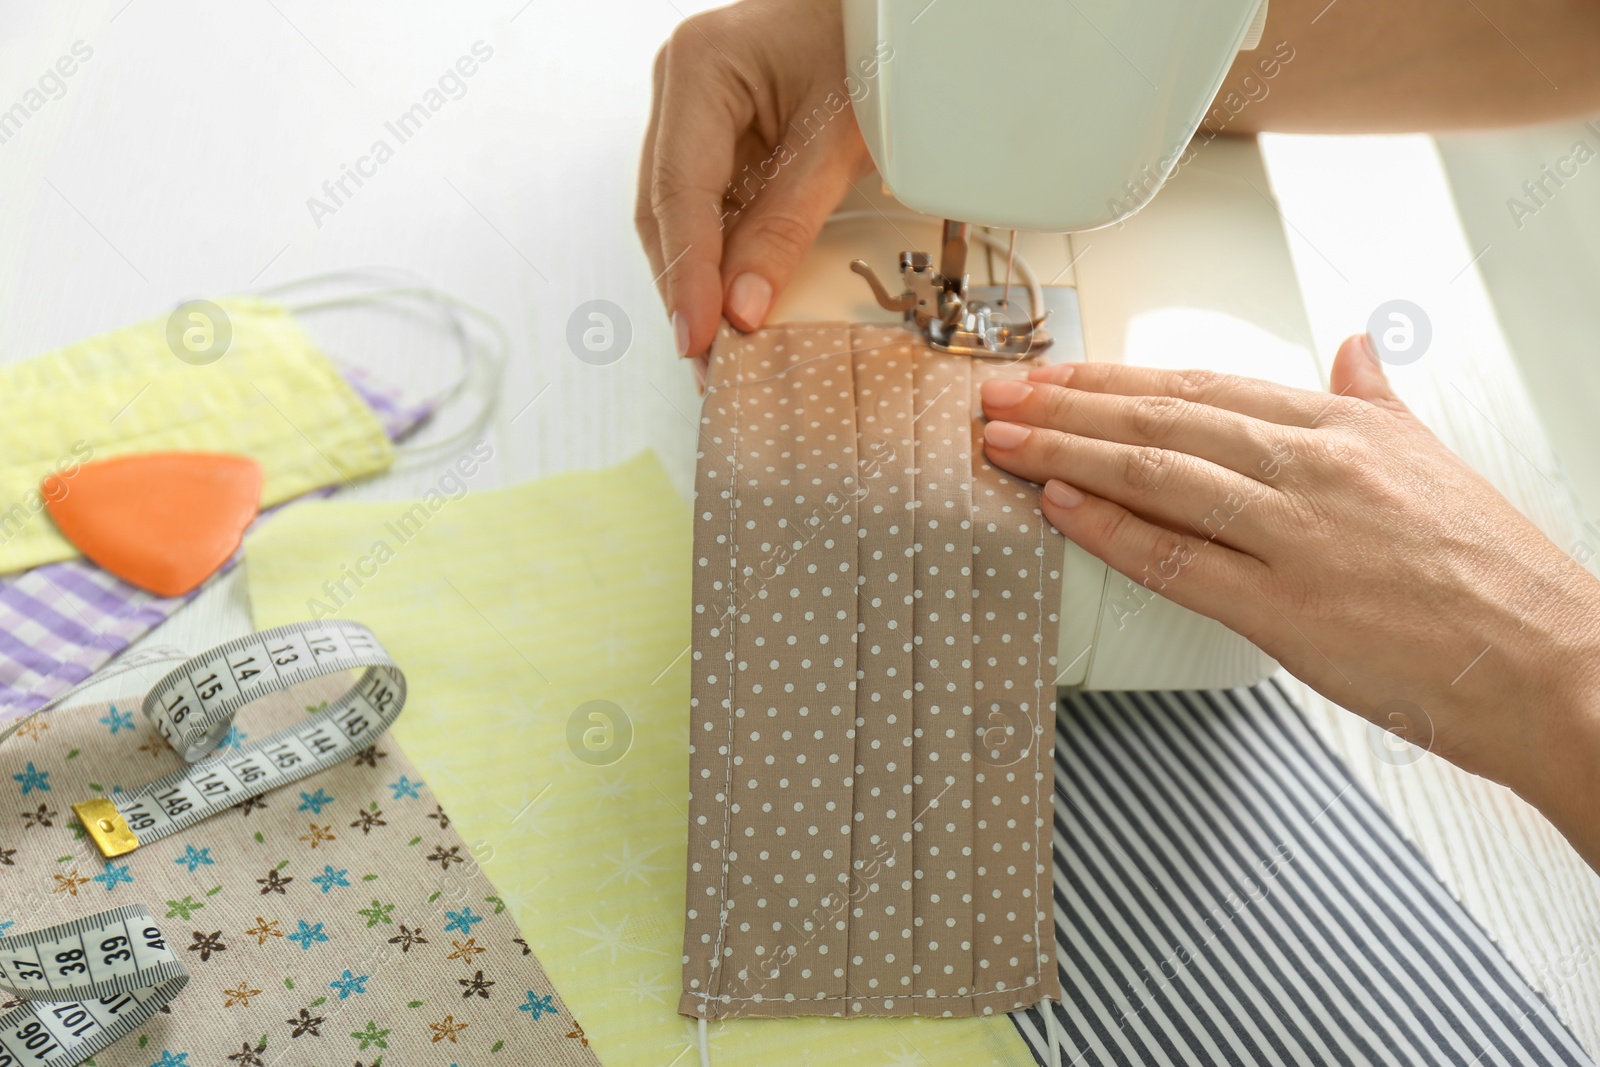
688,986,1042,1004
704,324,750,1002
1031,395,1052,992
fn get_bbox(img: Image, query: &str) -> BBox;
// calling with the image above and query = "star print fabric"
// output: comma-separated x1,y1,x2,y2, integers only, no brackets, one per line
681,324,1066,1020
0,675,599,1066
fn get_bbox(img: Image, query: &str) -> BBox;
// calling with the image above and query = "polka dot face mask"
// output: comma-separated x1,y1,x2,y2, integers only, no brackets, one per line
680,324,1066,1021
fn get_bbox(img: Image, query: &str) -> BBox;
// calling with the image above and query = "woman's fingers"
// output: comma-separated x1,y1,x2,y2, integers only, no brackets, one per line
982,421,1279,553
634,46,670,304
640,2,861,359
1028,361,1338,429
979,377,1297,482
717,108,867,332
1037,478,1267,632
650,19,755,358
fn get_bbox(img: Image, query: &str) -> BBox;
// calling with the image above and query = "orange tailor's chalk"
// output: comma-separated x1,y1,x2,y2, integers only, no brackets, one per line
43,452,263,597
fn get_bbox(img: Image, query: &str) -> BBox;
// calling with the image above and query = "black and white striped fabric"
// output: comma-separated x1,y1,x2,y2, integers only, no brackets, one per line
1011,682,1592,1066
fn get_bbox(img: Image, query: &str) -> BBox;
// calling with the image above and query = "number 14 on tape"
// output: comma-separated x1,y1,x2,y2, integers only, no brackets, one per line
70,620,406,858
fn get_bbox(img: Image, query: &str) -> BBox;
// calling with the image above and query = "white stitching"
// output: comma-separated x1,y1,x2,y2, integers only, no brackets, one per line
695,328,1060,1010
704,325,743,995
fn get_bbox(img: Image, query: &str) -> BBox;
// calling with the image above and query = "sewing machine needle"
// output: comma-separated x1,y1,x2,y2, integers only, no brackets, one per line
1002,229,1017,309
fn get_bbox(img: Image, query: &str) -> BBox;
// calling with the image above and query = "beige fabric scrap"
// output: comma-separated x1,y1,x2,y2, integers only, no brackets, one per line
0,675,600,1066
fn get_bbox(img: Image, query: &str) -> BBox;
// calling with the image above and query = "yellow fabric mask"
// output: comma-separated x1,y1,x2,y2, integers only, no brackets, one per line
0,297,394,575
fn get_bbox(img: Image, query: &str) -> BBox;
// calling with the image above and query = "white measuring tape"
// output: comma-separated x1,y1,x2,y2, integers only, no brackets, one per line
0,906,186,1066
71,619,405,857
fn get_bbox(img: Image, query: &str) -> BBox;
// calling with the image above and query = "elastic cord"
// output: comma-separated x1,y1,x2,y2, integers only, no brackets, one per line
697,1016,711,1067
1038,995,1064,1067
253,270,509,469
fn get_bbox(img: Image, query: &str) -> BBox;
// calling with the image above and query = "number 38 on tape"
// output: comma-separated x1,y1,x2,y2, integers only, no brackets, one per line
70,620,406,859
0,905,186,1067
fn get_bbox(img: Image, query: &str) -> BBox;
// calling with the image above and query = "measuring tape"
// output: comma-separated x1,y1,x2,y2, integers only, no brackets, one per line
70,620,405,859
0,906,186,1066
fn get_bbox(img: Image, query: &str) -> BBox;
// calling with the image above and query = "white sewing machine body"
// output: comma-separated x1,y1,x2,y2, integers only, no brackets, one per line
766,0,1281,691
842,0,1270,234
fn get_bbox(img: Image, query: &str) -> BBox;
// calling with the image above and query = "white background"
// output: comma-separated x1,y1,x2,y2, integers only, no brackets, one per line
0,0,705,501
4,0,1600,1055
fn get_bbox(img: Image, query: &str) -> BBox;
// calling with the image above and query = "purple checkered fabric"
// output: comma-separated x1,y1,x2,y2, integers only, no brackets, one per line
337,362,437,441
0,370,433,724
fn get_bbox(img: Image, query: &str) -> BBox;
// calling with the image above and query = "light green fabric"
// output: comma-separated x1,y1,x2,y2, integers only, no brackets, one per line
245,450,1039,1067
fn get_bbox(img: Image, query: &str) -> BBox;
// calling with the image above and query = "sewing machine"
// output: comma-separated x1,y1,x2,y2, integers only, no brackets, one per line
778,0,1281,690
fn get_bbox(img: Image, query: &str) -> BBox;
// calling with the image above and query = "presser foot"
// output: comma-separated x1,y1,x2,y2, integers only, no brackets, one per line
849,221,1053,359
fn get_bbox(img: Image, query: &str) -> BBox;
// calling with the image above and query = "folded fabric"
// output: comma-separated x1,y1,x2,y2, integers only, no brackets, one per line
0,674,598,1066
1013,685,1593,1066
0,368,429,724
682,324,1066,1019
245,451,1039,1067
0,297,395,576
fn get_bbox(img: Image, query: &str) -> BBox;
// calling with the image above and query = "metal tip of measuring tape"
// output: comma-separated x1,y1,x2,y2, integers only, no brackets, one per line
72,797,140,858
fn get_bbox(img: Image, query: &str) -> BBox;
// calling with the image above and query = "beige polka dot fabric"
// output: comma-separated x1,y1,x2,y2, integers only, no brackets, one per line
679,323,1065,1020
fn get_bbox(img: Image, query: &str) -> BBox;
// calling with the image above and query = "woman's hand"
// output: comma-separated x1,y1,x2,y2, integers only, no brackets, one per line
635,0,1600,385
981,335,1600,864
636,0,872,381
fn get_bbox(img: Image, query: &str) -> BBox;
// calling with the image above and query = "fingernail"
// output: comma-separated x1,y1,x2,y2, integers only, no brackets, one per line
981,378,1033,408
983,421,1031,450
691,353,708,393
1359,333,1380,364
1028,362,1074,384
1044,479,1084,508
673,311,691,358
727,272,773,331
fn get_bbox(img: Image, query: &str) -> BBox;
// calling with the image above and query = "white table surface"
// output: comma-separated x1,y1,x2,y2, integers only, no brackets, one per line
2,0,1596,1056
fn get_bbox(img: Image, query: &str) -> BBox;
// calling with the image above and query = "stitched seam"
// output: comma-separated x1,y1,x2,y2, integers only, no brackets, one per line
689,985,1042,1002
697,332,1057,1009
705,330,743,1000
1032,391,1050,989
842,322,870,1002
